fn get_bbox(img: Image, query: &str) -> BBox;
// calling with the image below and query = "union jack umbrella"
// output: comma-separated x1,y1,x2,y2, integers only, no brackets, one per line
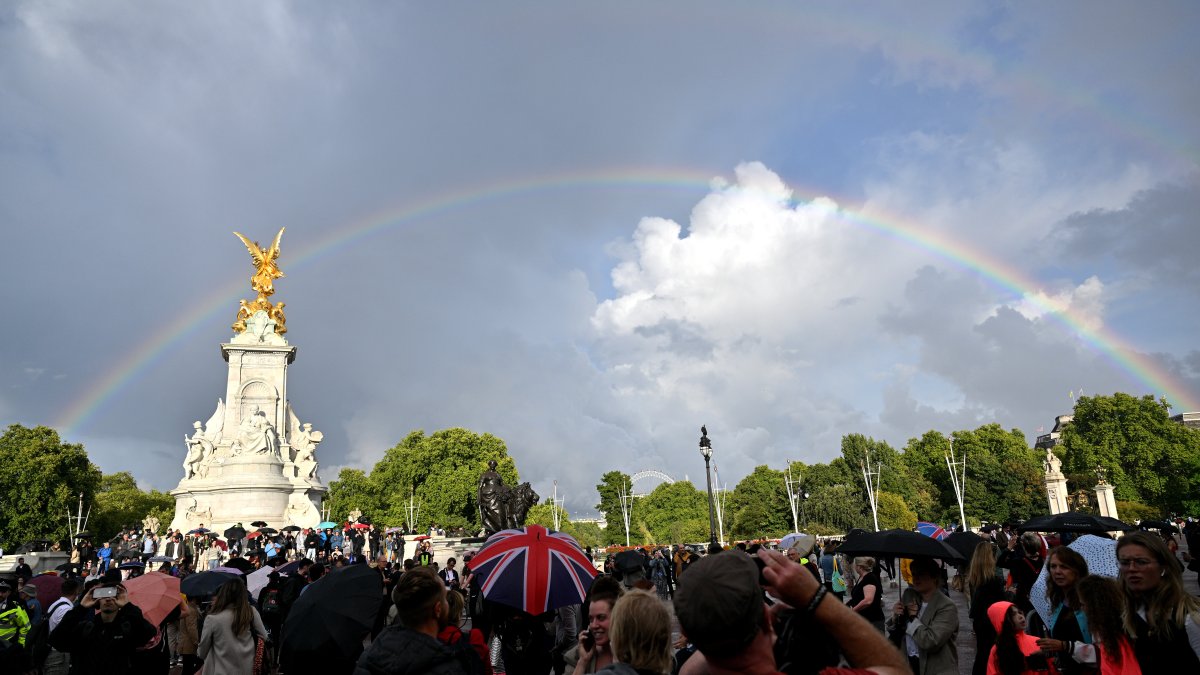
469,524,598,615
915,521,948,541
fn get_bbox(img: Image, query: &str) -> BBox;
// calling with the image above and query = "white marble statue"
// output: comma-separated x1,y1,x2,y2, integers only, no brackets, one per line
1043,448,1063,476
183,400,225,479
232,405,280,458
292,422,323,480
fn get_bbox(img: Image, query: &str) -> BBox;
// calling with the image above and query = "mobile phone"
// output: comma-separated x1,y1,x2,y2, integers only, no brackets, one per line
580,630,595,651
93,586,119,599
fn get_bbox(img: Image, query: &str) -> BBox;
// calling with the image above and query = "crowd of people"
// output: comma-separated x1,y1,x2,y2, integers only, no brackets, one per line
0,517,1197,674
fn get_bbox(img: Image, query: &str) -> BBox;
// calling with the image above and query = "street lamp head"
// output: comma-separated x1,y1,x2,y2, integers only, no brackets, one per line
700,445,713,460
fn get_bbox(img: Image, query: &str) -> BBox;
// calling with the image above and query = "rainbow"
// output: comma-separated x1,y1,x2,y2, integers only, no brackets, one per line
56,167,1199,435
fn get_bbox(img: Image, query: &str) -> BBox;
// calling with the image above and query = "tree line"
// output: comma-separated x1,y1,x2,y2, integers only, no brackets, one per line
4,392,1197,551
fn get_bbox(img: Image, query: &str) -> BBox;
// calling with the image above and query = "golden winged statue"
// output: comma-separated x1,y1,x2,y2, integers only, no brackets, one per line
232,227,288,334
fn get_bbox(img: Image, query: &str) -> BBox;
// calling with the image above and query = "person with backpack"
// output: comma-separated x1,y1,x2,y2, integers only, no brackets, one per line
257,572,287,663
33,576,80,675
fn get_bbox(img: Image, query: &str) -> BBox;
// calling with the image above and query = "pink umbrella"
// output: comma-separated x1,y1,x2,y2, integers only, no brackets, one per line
28,574,64,609
124,572,182,627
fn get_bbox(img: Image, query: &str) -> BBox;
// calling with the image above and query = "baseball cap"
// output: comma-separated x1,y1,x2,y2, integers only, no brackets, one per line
673,552,764,658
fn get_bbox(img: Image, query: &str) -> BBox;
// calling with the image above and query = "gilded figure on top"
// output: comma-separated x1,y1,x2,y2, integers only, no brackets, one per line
231,228,289,334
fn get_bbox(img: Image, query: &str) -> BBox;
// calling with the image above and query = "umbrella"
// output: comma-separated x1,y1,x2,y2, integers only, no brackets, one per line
613,550,647,575
223,557,255,574
247,531,263,539
124,572,182,626
282,563,383,658
350,523,370,530
224,526,248,540
251,521,269,528
385,527,404,534
211,566,247,576
1017,513,1131,534
943,531,985,562
780,532,816,555
246,565,275,598
317,521,337,530
148,555,174,564
916,522,949,541
28,574,64,608
275,560,305,576
55,563,75,573
118,561,146,571
257,527,279,535
181,571,239,598
281,525,302,532
469,524,598,614
357,516,372,525
1030,535,1118,624
836,528,965,562
186,528,210,535
412,534,431,541
1136,520,1178,533
72,532,91,539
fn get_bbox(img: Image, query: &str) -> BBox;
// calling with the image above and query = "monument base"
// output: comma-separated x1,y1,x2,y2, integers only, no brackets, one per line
168,453,325,532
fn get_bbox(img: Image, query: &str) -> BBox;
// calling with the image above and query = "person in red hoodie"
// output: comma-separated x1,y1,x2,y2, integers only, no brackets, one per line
986,601,1050,675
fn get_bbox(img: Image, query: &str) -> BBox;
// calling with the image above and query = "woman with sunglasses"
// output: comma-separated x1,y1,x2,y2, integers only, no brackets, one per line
1116,531,1200,671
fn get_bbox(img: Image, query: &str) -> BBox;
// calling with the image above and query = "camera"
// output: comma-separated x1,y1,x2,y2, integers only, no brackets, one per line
93,586,119,599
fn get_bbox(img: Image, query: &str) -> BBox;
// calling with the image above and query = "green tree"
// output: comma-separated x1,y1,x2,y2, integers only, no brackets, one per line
0,424,102,550
727,465,791,539
369,428,518,530
595,470,633,544
805,484,871,535
525,500,570,531
875,491,917,530
1061,394,1200,514
631,481,709,544
90,472,176,540
324,468,379,525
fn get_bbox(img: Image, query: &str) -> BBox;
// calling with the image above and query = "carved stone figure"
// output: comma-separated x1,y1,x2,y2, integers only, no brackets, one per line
142,515,161,534
183,421,213,479
478,460,507,535
232,405,280,458
292,422,323,480
1043,448,1062,476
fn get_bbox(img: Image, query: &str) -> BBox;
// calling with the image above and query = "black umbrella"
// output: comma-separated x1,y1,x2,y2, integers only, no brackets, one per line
357,516,372,525
55,563,75,573
282,562,382,658
223,557,255,573
943,531,985,562
281,525,302,532
836,528,965,562
257,527,279,535
1017,513,1131,534
250,521,269,528
181,571,239,597
1136,520,1178,533
73,532,91,539
224,526,248,540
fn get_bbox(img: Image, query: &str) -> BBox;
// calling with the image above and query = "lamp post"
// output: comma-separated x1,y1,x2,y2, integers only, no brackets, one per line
700,425,717,547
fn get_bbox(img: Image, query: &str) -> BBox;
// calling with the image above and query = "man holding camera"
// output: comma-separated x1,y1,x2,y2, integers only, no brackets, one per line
49,571,156,674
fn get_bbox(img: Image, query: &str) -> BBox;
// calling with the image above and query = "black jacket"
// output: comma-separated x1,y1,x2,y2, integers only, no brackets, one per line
49,603,157,674
354,625,479,675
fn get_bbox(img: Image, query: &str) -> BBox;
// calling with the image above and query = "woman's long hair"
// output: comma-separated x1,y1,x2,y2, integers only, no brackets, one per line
1045,546,1088,610
1117,531,1200,639
994,604,1026,675
1076,575,1127,666
966,541,997,598
608,590,672,674
210,578,253,637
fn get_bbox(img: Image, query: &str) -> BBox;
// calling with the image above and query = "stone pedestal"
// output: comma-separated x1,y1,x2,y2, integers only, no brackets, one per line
169,311,327,533
1094,482,1119,520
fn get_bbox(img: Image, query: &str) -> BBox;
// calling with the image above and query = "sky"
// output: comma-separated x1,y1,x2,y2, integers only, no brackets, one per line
2,1,1198,519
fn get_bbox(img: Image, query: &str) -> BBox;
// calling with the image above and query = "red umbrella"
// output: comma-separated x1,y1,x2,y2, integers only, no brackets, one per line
124,572,182,627
247,531,263,539
350,523,371,530
28,574,64,608
469,525,597,615
412,535,431,541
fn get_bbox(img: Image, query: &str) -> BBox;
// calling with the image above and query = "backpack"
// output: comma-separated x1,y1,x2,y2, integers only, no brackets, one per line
444,627,486,675
25,598,71,669
260,588,283,617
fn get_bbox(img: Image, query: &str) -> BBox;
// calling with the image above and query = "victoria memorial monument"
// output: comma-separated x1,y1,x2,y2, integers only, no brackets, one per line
168,228,327,531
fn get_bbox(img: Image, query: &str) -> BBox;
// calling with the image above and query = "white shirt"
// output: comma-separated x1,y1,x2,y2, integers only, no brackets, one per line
47,597,74,632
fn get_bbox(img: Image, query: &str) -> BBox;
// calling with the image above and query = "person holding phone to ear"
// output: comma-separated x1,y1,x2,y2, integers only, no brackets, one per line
49,570,157,673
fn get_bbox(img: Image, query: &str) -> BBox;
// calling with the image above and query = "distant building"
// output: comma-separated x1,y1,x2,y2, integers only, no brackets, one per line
1035,414,1074,450
1170,412,1200,430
